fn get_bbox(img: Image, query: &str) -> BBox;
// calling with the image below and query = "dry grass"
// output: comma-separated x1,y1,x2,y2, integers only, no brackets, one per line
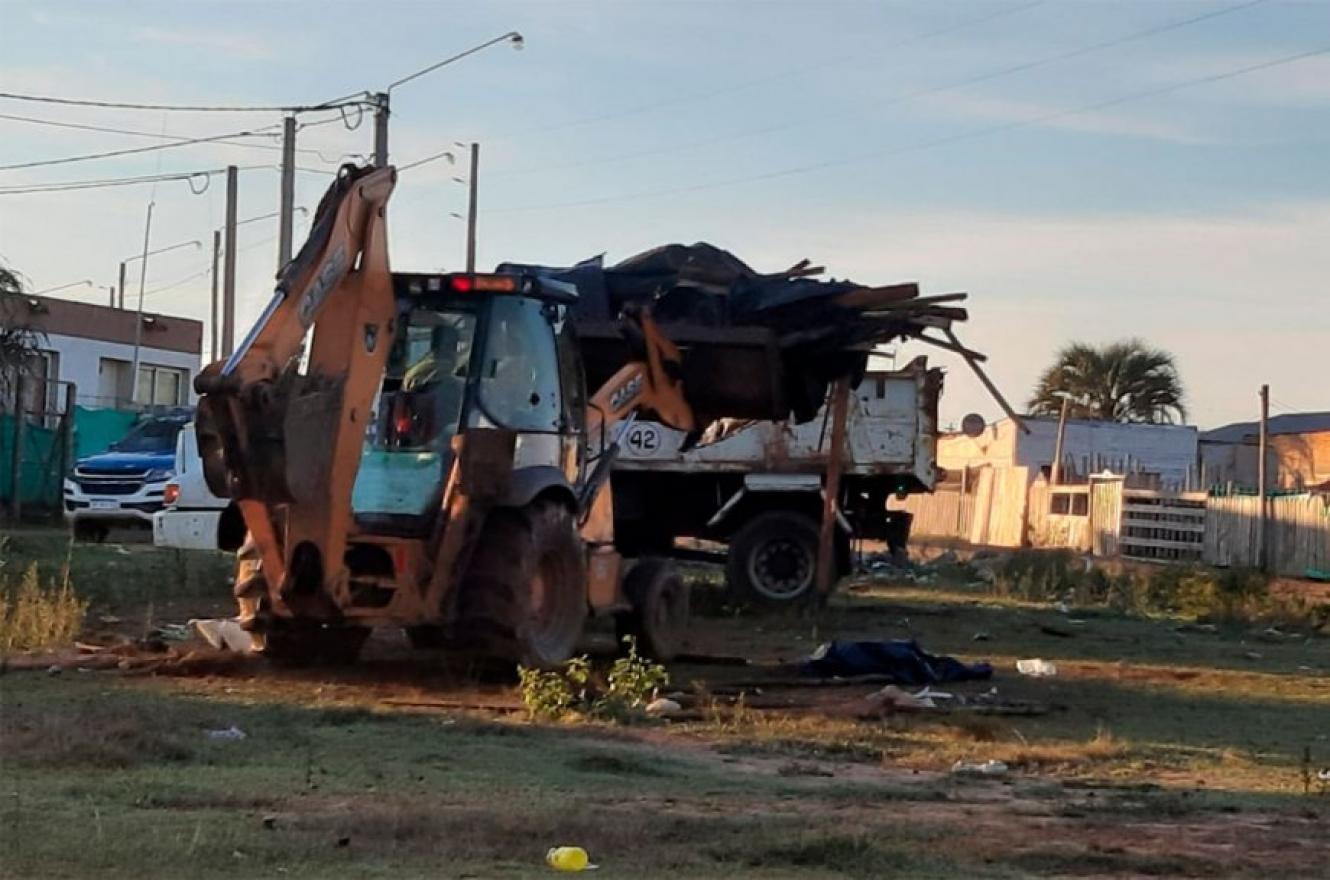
0,695,196,768
0,561,87,655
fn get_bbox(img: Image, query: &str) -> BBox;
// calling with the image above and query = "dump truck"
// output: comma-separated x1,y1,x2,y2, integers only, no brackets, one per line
609,361,940,605
197,163,992,668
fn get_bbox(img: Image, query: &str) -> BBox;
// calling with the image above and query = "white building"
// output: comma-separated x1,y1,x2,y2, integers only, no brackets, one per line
12,293,202,415
939,416,1199,488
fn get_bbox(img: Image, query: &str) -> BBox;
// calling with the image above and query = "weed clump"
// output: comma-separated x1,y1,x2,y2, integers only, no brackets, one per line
518,637,668,722
0,562,87,654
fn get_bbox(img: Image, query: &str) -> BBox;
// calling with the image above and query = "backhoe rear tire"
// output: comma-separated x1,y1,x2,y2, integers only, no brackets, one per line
455,499,587,670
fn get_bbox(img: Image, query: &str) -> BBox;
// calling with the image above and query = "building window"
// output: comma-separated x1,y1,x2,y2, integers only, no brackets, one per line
136,365,188,407
1050,491,1089,517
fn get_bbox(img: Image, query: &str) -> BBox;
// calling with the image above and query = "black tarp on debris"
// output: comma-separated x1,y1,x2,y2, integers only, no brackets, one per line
800,639,994,685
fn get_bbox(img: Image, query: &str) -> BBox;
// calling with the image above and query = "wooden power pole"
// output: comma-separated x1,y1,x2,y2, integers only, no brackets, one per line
221,165,238,358
1050,394,1071,484
815,377,852,601
466,142,479,272
1258,384,1270,572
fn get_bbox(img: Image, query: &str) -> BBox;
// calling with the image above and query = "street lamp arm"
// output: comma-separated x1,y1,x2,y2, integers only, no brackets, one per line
122,239,202,264
387,31,524,92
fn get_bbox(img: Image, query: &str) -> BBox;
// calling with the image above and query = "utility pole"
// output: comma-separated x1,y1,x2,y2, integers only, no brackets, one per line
210,230,222,362
222,165,238,358
117,262,126,309
1050,394,1071,484
373,93,390,168
1258,384,1270,572
129,202,155,403
466,142,479,272
278,116,296,268
106,286,115,308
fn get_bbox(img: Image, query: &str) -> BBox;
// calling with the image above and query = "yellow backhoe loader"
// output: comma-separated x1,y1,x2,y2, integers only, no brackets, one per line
195,164,698,667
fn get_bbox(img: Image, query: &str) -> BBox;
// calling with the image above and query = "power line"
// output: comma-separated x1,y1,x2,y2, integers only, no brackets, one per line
0,165,265,195
143,234,280,298
492,0,1267,179
0,91,369,114
490,44,1328,214
0,123,284,172
0,111,346,160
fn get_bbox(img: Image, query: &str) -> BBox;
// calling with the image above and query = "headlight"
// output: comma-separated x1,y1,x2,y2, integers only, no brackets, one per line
145,468,174,482
163,483,180,506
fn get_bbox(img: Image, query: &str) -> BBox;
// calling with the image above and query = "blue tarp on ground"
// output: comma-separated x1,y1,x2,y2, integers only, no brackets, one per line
800,639,994,685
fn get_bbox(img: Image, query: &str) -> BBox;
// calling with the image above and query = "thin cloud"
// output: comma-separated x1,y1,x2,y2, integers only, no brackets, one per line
132,26,275,61
923,91,1212,145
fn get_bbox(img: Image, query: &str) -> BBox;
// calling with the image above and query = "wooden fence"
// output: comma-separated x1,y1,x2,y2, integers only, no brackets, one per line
1204,494,1330,576
901,464,1330,577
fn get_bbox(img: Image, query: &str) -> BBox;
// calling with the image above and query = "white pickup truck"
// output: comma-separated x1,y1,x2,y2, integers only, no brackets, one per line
610,362,941,605
152,423,239,551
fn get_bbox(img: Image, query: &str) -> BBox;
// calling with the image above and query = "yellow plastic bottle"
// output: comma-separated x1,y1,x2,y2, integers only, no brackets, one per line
546,846,591,872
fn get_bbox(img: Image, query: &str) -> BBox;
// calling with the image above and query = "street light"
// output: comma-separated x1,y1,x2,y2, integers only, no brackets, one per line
208,208,308,361
117,239,202,309
373,31,525,167
33,280,92,297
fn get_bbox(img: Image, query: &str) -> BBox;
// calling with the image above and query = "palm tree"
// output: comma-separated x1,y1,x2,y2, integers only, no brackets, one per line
1028,340,1187,424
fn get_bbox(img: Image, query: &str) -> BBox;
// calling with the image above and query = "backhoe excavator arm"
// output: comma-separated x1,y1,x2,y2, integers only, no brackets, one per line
194,164,397,608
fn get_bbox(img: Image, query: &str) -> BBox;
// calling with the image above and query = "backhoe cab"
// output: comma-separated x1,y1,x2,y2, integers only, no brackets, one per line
196,164,691,667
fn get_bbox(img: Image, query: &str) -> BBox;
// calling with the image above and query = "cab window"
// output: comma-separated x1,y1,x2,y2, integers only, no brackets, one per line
474,296,562,432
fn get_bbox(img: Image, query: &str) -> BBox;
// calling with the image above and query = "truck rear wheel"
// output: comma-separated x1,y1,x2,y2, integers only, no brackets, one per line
456,500,587,669
617,558,689,662
726,511,848,606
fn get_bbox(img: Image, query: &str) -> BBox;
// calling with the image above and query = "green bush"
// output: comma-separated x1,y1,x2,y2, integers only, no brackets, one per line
988,550,1281,623
518,638,669,723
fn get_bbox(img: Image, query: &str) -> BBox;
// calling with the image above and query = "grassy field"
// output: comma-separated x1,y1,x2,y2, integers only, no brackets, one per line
1,536,1329,877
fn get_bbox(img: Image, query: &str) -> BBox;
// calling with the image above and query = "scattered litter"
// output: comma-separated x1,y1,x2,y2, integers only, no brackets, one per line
1243,651,1264,661
644,697,682,718
191,618,258,653
74,641,107,654
262,815,278,830
546,845,596,872
205,725,248,742
1016,658,1058,677
801,639,993,685
1039,625,1075,639
46,664,62,676
865,684,936,711
972,632,991,642
1174,623,1218,634
97,615,122,625
154,624,192,642
951,759,1009,777
1054,601,1071,615
1317,769,1330,782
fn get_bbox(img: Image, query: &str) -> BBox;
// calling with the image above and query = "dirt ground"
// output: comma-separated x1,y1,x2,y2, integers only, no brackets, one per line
2,531,1329,878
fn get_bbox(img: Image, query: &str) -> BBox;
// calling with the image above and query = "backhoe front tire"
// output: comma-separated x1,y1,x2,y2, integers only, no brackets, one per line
456,500,587,669
617,558,689,662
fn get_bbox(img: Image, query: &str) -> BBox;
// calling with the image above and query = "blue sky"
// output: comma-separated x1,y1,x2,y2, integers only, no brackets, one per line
2,0,1327,427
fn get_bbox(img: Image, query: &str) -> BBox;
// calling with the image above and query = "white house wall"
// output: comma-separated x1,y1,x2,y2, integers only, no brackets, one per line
941,418,1197,486
44,332,199,409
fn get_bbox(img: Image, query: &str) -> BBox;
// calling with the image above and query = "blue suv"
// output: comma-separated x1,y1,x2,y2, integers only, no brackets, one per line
63,410,192,541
